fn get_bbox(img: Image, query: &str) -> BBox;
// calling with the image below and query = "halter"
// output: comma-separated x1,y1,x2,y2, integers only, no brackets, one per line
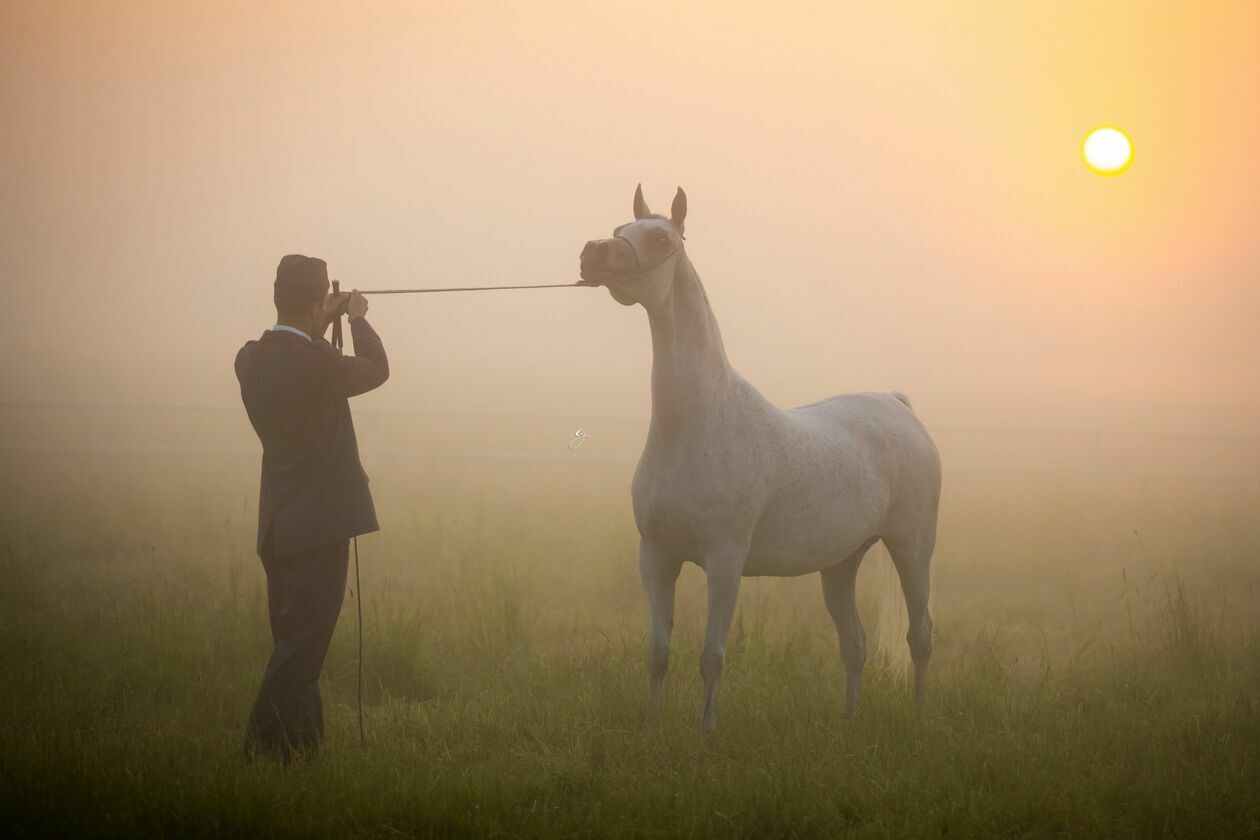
611,217,682,278
613,235,677,276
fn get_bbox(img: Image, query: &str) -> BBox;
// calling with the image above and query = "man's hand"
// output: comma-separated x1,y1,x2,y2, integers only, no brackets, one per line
314,291,350,338
346,290,369,321
323,291,351,321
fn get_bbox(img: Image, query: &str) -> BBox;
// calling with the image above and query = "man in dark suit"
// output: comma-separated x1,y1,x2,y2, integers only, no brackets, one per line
235,253,389,760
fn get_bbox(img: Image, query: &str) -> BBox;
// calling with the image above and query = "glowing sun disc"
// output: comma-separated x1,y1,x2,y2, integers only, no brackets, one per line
1083,126,1133,175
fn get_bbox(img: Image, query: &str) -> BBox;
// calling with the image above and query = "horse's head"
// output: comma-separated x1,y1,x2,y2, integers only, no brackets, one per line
580,184,687,308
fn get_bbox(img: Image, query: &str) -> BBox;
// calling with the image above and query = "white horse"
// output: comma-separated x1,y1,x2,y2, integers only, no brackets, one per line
579,185,942,731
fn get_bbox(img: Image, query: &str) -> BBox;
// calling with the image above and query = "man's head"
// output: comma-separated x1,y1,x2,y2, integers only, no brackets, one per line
274,254,329,333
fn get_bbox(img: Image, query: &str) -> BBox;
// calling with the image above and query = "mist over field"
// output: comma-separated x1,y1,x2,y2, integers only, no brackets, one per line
3,1,1259,431
2,2,1259,837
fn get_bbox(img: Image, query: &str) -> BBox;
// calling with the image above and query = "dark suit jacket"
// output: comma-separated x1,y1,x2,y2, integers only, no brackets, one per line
235,318,389,559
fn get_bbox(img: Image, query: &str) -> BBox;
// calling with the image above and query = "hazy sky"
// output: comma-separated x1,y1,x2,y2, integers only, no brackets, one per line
3,1,1257,432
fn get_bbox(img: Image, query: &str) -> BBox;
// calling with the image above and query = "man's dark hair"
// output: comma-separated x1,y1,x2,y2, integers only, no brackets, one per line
274,254,329,317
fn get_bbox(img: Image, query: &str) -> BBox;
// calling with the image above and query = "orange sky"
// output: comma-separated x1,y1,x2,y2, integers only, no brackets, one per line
2,1,1257,433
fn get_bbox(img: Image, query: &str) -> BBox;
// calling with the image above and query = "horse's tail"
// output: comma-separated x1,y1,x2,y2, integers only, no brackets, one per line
871,540,911,682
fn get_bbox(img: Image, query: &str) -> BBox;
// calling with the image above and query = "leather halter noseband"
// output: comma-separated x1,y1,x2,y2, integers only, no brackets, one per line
612,220,681,277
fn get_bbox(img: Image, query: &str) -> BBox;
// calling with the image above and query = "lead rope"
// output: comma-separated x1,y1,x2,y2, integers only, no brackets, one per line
358,282,594,294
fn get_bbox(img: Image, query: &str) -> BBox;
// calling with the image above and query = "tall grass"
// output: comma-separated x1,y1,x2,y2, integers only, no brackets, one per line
0,453,1257,837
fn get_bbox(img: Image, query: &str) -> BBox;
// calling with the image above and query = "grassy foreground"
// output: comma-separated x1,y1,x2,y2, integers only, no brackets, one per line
1,455,1258,838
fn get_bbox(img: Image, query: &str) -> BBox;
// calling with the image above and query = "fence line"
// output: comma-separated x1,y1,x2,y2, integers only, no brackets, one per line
6,442,1259,479
1,442,634,463
0,399,645,424
3,398,1257,443
2,399,1258,477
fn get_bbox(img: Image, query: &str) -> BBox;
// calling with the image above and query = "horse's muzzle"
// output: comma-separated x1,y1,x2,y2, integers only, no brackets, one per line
579,238,635,284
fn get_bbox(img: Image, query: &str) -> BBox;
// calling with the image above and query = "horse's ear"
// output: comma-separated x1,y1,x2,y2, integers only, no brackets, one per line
670,187,687,237
633,183,651,220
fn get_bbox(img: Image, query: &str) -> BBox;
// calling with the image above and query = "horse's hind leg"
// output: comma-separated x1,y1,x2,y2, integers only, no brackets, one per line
821,539,876,716
640,541,681,714
884,528,936,703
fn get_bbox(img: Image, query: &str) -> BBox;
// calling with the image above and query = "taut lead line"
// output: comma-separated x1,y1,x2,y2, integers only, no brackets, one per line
355,281,597,295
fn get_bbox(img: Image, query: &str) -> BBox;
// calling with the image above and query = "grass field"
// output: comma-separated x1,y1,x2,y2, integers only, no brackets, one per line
1,452,1258,838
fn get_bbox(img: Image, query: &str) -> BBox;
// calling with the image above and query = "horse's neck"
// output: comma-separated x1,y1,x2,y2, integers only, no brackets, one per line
645,254,733,441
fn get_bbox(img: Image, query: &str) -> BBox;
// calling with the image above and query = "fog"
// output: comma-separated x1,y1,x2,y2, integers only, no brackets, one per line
5,6,1260,834
3,1,1259,436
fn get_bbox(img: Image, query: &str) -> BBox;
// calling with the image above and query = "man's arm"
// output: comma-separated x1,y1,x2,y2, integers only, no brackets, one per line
324,291,389,398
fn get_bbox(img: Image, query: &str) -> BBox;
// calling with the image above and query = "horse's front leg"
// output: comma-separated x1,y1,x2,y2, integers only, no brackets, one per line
640,541,681,715
700,548,745,733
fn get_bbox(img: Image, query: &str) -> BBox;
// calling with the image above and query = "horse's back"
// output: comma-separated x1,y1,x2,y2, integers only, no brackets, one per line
788,391,931,456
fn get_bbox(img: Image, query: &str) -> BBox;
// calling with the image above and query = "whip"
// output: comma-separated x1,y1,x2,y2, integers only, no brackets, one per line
328,281,363,744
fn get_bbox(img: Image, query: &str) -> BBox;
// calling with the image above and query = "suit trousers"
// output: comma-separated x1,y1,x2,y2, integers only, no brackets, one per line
245,537,349,760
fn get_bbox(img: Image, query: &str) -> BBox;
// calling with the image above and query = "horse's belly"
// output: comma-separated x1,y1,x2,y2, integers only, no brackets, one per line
742,544,831,577
742,509,876,577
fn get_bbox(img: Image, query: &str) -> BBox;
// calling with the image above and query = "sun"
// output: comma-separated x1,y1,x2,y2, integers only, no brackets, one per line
1082,126,1133,175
